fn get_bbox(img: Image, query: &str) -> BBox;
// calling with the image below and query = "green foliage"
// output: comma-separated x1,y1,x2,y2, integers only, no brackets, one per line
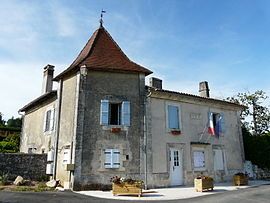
242,126,270,168
228,90,270,135
0,133,20,153
0,112,5,127
0,172,9,186
6,117,22,128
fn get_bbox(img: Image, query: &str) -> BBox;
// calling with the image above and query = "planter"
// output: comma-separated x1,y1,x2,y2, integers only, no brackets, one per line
233,175,248,186
111,127,121,133
194,177,214,192
112,183,142,197
171,130,181,135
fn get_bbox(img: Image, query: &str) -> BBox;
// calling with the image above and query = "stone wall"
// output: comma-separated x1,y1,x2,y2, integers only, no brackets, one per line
0,153,47,180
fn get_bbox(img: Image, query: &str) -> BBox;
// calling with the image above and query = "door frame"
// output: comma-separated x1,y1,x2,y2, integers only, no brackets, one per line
169,148,184,186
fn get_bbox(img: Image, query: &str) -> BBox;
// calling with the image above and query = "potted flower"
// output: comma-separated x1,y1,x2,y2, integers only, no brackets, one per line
171,129,181,135
110,176,143,197
233,172,248,186
111,127,121,133
194,176,214,192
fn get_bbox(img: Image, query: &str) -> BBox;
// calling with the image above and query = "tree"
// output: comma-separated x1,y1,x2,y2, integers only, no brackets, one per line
227,90,270,135
6,117,22,128
0,112,5,127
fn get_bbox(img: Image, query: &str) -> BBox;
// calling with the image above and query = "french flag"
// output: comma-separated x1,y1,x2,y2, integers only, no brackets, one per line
208,112,215,135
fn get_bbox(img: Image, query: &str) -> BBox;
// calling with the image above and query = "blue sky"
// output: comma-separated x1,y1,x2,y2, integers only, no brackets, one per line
1,0,270,119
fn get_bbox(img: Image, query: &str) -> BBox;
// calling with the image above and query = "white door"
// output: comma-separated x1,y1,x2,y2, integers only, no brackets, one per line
170,148,183,186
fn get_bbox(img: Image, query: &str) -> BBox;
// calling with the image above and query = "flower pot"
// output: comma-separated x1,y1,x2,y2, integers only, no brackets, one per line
112,183,142,197
171,130,181,135
233,175,248,186
111,127,121,133
194,177,214,192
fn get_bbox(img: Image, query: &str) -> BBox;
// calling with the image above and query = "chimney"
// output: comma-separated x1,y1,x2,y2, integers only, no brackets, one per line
149,77,162,89
42,64,54,94
199,81,210,97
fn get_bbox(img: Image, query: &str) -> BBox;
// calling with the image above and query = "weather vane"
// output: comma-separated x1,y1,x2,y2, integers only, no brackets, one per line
99,9,106,27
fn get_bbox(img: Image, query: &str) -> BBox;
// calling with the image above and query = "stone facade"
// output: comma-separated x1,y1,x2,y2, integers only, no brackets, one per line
146,90,244,188
19,25,245,191
0,153,47,180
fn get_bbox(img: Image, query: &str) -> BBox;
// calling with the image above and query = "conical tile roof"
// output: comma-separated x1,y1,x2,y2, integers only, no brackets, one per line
54,26,152,80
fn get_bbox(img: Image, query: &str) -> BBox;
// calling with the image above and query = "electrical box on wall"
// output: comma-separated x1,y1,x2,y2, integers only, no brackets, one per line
64,164,75,171
47,150,54,162
46,163,53,175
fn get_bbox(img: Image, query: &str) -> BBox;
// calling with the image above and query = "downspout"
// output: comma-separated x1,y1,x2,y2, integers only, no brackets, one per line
69,71,81,189
18,111,25,152
144,89,152,190
53,79,63,180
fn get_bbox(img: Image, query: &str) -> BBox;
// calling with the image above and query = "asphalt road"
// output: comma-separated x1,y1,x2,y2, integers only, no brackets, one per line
1,184,270,203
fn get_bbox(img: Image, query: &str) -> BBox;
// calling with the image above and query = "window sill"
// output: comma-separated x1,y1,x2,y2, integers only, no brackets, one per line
170,130,181,135
101,125,129,131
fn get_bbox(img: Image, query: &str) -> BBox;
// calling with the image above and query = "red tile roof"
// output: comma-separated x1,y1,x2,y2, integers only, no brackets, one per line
54,26,152,80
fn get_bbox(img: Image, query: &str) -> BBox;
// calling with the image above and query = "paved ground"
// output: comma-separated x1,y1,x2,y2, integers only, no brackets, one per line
0,180,270,203
77,180,270,201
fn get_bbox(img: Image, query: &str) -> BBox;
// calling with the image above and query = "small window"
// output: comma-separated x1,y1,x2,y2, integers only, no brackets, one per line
100,100,130,126
43,108,55,132
104,149,120,169
168,105,180,129
63,149,71,164
193,150,205,169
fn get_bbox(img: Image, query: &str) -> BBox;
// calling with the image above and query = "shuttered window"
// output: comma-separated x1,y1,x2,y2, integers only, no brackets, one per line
214,149,224,170
168,105,180,129
104,149,120,168
43,107,55,132
193,151,205,168
100,100,130,126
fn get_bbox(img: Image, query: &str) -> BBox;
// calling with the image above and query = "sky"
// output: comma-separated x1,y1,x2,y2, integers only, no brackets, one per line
1,0,270,120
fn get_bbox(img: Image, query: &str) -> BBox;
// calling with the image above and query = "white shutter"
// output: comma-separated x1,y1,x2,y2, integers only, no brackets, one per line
112,149,120,168
43,111,47,132
121,101,130,126
100,100,109,125
104,149,112,168
214,149,224,170
50,108,55,131
194,151,205,168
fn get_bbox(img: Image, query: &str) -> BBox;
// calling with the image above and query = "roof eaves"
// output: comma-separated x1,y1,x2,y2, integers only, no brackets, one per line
19,91,57,112
147,86,245,109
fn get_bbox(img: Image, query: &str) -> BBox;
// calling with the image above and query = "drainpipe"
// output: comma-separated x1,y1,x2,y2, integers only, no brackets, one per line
53,79,63,180
18,111,25,152
144,90,152,190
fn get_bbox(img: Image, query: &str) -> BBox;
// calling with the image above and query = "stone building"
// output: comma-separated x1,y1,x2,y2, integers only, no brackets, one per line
19,24,245,190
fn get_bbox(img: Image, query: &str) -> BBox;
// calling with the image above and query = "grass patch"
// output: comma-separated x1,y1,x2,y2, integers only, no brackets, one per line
0,182,55,192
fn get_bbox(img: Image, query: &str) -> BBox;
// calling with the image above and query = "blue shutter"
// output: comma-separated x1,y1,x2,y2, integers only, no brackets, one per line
220,113,225,135
121,101,130,126
100,100,109,125
168,105,179,129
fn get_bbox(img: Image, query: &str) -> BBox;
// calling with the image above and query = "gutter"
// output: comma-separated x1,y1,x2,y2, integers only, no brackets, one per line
53,79,63,180
143,89,152,190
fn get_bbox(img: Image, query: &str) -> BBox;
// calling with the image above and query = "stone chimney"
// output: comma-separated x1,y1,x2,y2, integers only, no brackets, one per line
42,64,54,94
149,77,162,89
199,81,210,97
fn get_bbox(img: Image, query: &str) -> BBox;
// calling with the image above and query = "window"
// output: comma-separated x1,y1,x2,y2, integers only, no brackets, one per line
100,100,130,126
104,149,120,169
193,150,205,169
213,149,224,170
43,108,55,132
208,112,225,136
168,105,180,129
63,149,71,164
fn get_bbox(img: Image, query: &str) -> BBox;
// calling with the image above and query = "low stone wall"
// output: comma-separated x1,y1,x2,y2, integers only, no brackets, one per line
0,153,47,180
